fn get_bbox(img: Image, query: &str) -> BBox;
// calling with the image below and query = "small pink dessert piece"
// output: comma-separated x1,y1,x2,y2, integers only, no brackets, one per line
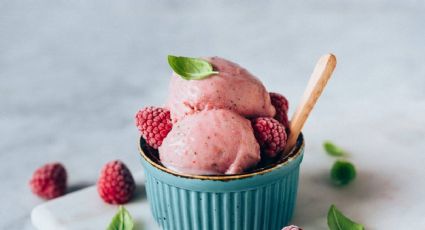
282,225,303,230
158,109,260,175
166,56,275,121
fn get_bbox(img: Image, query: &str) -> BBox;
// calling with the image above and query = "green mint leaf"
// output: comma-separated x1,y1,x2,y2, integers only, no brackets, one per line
330,160,356,186
324,141,347,157
107,206,134,230
167,55,219,80
328,204,364,230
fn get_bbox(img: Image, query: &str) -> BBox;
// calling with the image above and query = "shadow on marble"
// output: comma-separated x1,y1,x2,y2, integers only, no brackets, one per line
133,220,145,230
67,182,94,194
292,168,395,229
65,181,146,199
133,184,147,201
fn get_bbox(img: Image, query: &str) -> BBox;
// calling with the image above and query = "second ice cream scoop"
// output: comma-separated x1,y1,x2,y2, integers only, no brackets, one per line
158,109,261,175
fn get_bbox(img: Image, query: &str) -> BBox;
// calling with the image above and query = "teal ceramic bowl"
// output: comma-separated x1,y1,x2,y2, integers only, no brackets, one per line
138,134,304,230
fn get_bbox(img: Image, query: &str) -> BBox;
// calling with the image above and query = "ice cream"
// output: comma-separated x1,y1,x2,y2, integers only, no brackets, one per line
166,56,276,122
136,55,289,176
158,109,260,175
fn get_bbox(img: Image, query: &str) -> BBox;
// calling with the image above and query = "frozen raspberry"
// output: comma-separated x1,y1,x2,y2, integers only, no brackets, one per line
282,225,303,230
270,92,290,131
29,162,67,200
252,117,287,158
97,160,135,204
135,106,172,149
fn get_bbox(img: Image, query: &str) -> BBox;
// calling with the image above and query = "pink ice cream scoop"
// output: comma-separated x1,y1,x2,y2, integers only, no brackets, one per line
166,56,276,122
158,109,260,175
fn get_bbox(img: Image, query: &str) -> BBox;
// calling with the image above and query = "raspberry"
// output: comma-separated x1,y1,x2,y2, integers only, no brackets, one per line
282,225,303,230
252,117,287,158
97,160,135,204
135,106,172,149
270,92,290,131
29,162,67,200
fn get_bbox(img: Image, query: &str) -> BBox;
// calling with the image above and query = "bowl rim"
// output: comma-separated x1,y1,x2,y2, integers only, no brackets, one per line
138,133,304,181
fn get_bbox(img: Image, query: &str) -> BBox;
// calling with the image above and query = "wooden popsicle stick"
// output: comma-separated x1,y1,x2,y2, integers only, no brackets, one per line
284,54,337,154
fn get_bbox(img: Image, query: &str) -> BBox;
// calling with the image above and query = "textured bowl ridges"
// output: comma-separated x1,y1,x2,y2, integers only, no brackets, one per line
144,167,300,230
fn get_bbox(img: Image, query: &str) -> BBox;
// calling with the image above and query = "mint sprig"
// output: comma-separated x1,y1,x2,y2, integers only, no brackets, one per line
323,141,347,157
107,206,134,230
167,55,218,80
330,160,356,185
328,205,364,230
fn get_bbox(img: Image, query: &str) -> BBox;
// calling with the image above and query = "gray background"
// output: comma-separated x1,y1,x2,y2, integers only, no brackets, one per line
1,0,425,229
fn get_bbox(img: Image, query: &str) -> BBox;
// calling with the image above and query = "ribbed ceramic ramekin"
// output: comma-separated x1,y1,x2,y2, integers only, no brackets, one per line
138,134,304,230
